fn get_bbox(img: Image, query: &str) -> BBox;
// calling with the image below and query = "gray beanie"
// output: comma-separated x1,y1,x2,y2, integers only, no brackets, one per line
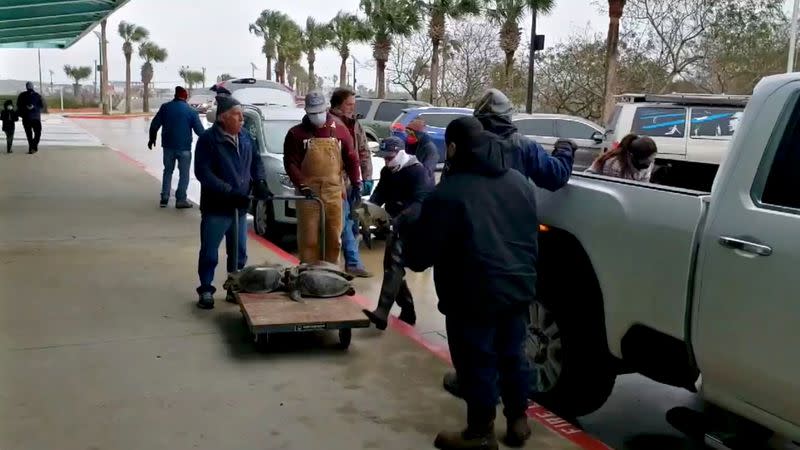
473,88,513,120
215,94,241,117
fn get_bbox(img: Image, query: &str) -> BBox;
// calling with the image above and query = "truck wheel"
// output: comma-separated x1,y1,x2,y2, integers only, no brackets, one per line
254,199,279,240
337,328,352,350
527,298,616,418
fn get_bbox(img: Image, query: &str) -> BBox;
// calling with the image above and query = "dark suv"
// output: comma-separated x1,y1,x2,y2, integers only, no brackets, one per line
355,97,431,141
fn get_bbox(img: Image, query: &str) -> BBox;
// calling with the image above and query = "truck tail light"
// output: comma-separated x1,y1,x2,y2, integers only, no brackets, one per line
391,122,405,132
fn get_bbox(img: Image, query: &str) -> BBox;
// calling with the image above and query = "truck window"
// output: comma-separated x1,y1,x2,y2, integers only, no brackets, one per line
632,107,686,138
689,108,743,139
761,103,800,210
375,102,408,122
515,119,555,137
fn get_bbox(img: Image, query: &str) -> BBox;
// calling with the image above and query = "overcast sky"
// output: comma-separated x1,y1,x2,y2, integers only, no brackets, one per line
0,0,794,91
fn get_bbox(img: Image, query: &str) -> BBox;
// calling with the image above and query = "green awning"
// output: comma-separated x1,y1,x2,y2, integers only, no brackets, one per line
0,0,131,49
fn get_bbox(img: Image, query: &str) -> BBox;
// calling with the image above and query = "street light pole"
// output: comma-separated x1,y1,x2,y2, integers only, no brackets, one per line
789,0,800,72
100,19,109,115
37,49,43,94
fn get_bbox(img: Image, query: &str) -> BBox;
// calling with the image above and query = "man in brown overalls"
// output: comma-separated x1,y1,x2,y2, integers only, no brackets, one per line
283,91,362,263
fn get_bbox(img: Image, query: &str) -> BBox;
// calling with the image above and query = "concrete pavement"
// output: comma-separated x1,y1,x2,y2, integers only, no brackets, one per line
0,145,583,450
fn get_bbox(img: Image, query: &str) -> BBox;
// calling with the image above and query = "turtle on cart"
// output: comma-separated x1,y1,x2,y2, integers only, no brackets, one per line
225,195,371,350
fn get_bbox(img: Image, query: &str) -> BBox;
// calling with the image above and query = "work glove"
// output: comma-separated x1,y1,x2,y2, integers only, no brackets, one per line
361,180,374,196
231,192,251,210
348,184,363,210
253,179,271,200
554,139,578,154
147,140,156,150
299,185,315,199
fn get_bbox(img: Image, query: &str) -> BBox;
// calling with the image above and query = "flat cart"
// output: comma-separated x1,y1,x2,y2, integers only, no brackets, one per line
228,194,371,350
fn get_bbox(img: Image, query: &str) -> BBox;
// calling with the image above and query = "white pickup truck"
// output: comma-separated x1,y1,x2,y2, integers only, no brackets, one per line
527,72,800,441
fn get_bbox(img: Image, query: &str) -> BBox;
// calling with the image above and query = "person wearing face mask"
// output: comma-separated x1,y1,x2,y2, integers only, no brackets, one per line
193,94,270,310
362,136,434,330
16,81,45,154
404,118,438,185
1,100,19,153
284,91,362,265
586,133,657,182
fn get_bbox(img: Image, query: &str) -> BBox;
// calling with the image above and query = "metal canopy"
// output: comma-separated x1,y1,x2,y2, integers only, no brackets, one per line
0,0,131,49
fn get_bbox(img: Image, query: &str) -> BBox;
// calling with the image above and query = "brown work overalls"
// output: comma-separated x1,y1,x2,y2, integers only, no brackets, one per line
296,135,344,264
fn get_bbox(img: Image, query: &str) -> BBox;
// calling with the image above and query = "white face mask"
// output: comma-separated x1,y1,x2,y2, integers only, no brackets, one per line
386,150,410,172
5,105,11,110
308,112,327,128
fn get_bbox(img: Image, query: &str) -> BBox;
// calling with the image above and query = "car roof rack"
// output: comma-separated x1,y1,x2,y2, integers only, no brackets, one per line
615,92,750,107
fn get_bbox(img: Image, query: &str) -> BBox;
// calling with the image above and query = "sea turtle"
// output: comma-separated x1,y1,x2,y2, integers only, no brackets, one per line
285,269,356,303
353,201,391,249
292,261,355,281
223,265,284,293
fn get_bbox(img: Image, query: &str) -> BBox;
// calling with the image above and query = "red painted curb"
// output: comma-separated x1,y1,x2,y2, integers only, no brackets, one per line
65,114,153,120
98,129,613,450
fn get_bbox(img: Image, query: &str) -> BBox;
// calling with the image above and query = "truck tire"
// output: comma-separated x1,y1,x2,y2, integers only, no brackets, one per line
254,199,284,240
527,239,617,418
527,297,616,418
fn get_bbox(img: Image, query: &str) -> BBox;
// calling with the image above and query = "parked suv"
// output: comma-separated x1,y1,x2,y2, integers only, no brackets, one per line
390,107,473,163
513,113,605,170
355,97,430,142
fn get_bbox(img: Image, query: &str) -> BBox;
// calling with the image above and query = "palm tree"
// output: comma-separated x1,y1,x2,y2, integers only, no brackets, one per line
138,41,168,113
178,68,205,92
360,0,422,98
603,0,626,124
288,61,308,93
330,11,372,88
488,0,554,90
63,65,92,97
302,17,334,90
118,21,149,114
249,10,287,81
275,19,303,85
217,73,234,82
425,0,480,105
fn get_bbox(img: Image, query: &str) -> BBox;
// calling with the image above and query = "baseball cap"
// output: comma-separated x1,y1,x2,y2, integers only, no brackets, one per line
374,136,405,157
304,90,327,114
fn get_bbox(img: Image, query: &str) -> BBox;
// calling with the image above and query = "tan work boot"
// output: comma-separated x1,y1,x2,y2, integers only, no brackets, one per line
503,417,532,447
434,427,498,450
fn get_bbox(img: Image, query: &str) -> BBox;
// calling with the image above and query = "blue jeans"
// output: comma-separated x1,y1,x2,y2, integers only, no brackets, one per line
197,212,248,294
446,313,531,424
161,148,192,202
341,198,365,269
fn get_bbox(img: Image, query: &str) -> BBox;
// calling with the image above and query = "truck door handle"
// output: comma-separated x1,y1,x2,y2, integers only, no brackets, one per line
718,236,772,256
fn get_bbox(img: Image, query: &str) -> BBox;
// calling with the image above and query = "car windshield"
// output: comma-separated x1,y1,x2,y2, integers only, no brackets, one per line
234,88,296,107
262,120,301,154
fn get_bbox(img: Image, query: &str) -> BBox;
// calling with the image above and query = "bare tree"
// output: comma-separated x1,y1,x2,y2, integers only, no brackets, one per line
624,0,714,91
387,31,433,100
441,20,502,107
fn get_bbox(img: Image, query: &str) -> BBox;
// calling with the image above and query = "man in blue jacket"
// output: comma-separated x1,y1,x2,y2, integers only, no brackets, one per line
148,86,205,209
193,95,269,309
440,88,576,399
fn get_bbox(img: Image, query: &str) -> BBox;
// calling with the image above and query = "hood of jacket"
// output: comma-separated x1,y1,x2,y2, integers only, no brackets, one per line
447,130,510,178
473,88,518,138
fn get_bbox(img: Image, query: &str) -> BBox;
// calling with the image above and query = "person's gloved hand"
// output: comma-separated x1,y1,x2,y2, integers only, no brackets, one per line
299,185,315,199
147,140,156,150
231,193,251,210
253,179,271,200
554,139,578,154
348,184,363,209
361,180,374,196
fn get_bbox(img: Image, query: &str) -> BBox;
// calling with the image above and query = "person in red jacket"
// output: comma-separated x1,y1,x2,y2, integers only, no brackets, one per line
283,91,362,264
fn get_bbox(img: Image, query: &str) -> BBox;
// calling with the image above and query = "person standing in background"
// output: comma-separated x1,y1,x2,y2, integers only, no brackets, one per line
1,100,19,153
329,87,373,277
16,82,45,154
148,86,206,209
404,118,438,185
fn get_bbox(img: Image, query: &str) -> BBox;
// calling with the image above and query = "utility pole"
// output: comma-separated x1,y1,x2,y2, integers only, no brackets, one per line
37,49,43,94
100,19,109,115
352,56,357,88
202,67,206,88
94,59,98,96
789,0,800,72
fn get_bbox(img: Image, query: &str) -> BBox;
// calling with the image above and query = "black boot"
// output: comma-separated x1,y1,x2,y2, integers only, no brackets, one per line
435,408,498,450
396,281,416,326
502,416,532,448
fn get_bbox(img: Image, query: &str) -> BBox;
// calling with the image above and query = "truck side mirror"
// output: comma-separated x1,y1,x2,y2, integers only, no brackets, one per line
356,113,365,120
591,131,605,144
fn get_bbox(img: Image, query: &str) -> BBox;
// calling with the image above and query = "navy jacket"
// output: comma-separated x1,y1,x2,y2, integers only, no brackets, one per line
194,123,267,215
407,132,438,185
405,131,540,320
369,159,434,232
16,90,44,122
474,115,574,191
149,99,205,151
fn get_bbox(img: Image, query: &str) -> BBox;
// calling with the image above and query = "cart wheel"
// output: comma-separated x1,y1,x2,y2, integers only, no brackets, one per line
338,328,352,349
254,332,270,351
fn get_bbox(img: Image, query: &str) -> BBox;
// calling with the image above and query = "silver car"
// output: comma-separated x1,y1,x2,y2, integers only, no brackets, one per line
512,113,605,170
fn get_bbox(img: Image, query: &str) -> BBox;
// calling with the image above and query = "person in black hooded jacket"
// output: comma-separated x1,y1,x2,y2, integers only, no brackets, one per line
404,116,538,450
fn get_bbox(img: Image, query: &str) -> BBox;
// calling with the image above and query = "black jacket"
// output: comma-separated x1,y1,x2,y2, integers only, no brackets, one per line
16,90,44,122
404,131,540,319
369,158,434,232
1,108,18,132
407,132,438,185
